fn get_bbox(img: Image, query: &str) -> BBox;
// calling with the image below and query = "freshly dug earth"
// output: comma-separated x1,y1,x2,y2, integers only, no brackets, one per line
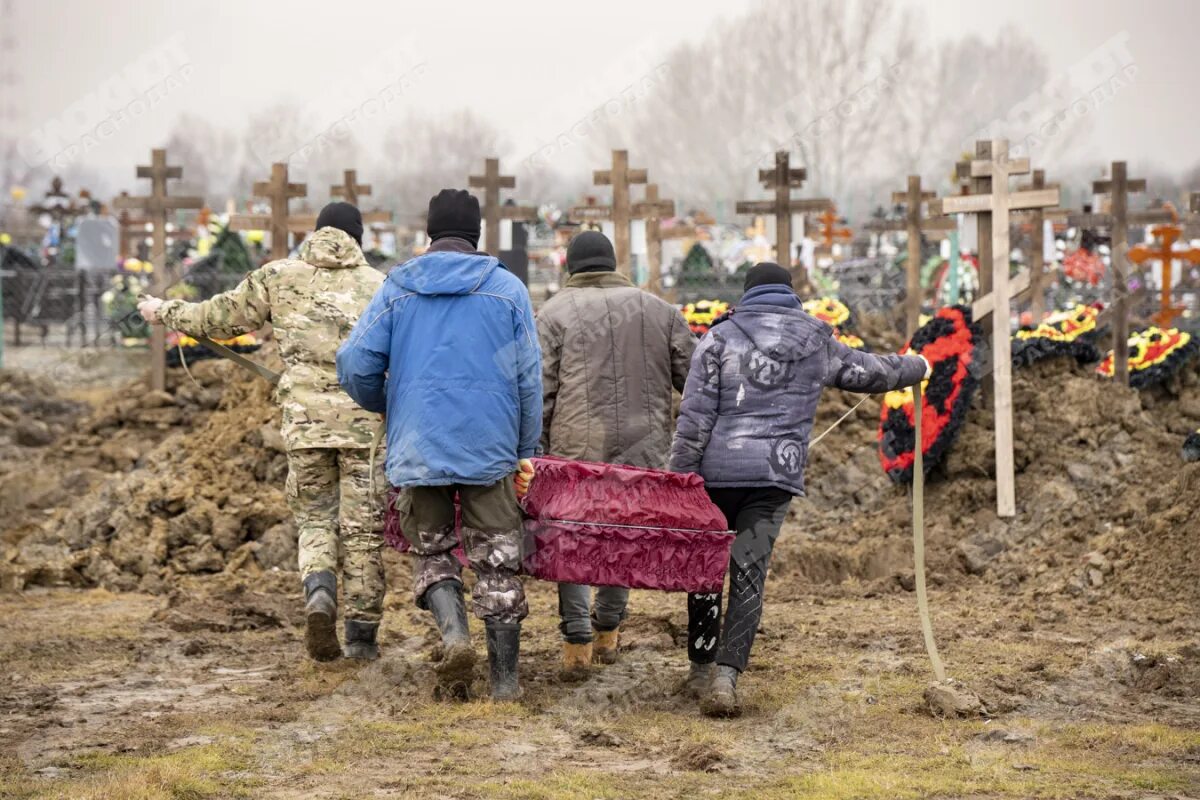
1,337,1199,798
1,349,291,592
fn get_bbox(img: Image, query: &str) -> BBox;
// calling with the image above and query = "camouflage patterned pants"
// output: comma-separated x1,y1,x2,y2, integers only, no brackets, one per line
395,479,527,625
285,447,386,623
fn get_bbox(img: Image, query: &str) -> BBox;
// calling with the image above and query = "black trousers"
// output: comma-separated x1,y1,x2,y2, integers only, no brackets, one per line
687,486,792,673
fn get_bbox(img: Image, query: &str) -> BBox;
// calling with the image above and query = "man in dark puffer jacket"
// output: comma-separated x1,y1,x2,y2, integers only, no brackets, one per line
669,262,930,717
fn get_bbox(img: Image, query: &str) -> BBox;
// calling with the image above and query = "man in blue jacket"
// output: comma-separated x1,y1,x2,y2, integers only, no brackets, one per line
337,189,542,700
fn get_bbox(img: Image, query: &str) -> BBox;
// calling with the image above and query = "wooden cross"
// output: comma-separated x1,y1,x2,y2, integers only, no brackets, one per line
112,148,204,393
931,139,1060,519
867,176,957,336
1127,206,1200,327
469,157,538,257
1015,170,1064,322
228,163,307,260
816,208,853,252
115,190,148,260
572,150,647,276
331,169,370,206
736,151,832,286
632,183,676,296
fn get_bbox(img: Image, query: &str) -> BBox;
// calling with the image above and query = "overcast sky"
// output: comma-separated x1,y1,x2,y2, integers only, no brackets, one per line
6,0,1197,191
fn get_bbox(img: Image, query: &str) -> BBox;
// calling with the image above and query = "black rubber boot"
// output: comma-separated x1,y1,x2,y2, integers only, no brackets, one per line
425,580,475,692
303,571,341,662
343,620,379,661
701,664,741,718
485,621,522,701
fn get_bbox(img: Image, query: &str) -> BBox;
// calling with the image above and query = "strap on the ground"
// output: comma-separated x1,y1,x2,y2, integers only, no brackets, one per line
912,382,946,681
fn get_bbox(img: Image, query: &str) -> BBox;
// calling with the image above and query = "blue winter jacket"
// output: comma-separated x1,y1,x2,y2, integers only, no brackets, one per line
336,240,542,488
669,284,926,496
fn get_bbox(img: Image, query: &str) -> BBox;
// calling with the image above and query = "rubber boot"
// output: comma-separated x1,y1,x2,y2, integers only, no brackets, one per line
593,626,620,665
425,580,475,691
680,661,714,699
559,641,592,682
701,664,741,718
485,621,522,701
343,620,379,661
303,571,341,662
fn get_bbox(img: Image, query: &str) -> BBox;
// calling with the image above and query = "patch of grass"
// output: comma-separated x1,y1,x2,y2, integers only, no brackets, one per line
1048,721,1200,758
18,734,261,800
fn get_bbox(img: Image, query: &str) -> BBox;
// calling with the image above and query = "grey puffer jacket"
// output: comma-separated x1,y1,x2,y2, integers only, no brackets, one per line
537,270,695,469
669,289,927,496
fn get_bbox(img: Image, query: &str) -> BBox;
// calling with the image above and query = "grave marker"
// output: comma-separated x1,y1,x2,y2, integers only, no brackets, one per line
931,139,1060,518
1128,206,1200,327
736,151,832,287
229,163,307,260
632,183,676,295
112,148,204,393
469,158,537,257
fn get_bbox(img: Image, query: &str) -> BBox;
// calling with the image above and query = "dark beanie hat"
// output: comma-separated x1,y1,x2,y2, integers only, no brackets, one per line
566,230,617,274
427,189,481,247
744,261,793,292
315,201,364,245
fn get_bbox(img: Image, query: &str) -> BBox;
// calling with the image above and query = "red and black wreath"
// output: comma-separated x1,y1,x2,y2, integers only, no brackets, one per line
1096,327,1197,389
1011,303,1104,368
878,305,982,484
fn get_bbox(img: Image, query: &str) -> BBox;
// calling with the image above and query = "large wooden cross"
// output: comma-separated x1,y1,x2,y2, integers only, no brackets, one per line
931,139,1060,518
632,183,676,296
1014,170,1065,322
469,157,537,257
229,163,307,260
867,176,957,335
1128,206,1200,327
736,151,832,287
112,148,204,393
284,168,393,240
578,150,647,276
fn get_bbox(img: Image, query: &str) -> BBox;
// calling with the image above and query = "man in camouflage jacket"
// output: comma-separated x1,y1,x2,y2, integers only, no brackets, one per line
137,203,386,663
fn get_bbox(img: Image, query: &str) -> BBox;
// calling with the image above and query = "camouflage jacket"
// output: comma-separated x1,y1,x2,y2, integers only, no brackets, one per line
160,226,385,450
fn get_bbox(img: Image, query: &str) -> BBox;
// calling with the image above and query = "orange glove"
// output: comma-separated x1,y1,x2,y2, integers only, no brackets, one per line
514,458,535,499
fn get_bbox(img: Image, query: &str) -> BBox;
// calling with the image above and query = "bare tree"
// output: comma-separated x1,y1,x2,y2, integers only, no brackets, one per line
165,113,239,202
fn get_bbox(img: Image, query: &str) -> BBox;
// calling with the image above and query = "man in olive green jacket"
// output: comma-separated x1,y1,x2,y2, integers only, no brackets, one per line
138,203,386,663
536,231,695,678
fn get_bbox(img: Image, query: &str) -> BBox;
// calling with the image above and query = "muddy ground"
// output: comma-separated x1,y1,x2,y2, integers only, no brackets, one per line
2,342,1200,799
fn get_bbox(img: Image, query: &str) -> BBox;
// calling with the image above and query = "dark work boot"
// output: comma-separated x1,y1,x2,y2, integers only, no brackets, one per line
303,571,341,662
680,661,715,699
425,580,475,692
485,621,522,701
343,620,379,660
701,664,741,718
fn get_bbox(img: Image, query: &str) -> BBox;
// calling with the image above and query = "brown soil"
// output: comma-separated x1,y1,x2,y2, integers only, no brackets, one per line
1,341,1199,798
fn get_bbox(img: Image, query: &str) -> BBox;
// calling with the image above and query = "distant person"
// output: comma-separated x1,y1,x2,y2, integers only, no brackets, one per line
138,202,387,663
336,189,541,701
537,231,695,679
670,262,930,717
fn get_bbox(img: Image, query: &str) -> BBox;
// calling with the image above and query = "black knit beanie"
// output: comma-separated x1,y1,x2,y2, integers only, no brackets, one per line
566,231,617,274
315,201,363,245
427,189,481,247
743,261,794,292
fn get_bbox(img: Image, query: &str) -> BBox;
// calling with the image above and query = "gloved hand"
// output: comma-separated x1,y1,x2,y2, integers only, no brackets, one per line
919,355,932,380
514,458,535,499
137,295,164,324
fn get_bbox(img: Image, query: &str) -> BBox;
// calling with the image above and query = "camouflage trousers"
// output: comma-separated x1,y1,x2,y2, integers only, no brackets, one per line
285,447,386,623
395,479,527,625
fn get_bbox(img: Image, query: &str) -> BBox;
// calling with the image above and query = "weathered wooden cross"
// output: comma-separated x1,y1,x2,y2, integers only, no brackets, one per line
1014,170,1068,322
567,150,648,276
1063,162,1170,385
469,158,537,257
112,148,204,393
331,169,370,206
867,176,957,336
632,183,676,296
736,151,832,287
229,163,307,260
1128,206,1200,328
931,139,1060,518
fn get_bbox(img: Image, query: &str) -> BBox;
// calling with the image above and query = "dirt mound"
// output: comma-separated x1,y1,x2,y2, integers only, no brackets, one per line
781,353,1200,606
2,351,294,592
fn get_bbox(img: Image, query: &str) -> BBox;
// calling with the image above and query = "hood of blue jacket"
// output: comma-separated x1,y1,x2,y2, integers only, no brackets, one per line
724,302,831,362
392,250,501,296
